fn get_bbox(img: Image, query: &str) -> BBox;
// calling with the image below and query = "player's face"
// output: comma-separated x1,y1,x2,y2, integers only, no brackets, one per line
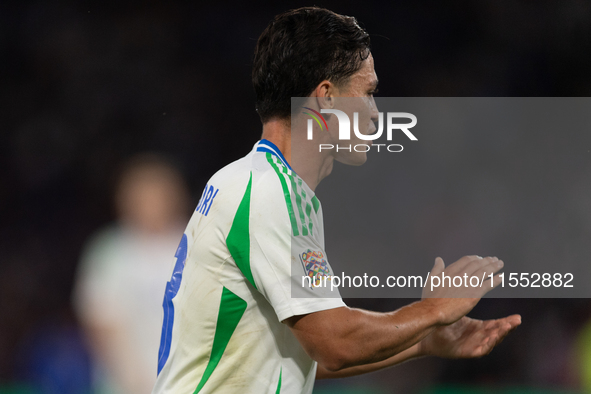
333,53,379,166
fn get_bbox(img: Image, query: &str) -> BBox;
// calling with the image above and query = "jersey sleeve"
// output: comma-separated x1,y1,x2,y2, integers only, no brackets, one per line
228,165,345,323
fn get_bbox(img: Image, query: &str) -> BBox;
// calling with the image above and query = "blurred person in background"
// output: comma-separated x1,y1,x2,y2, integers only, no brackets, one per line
73,154,190,394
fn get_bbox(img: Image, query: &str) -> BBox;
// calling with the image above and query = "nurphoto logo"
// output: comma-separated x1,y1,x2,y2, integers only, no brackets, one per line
303,107,418,153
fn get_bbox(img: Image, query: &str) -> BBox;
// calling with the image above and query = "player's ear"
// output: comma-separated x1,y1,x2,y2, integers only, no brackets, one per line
313,80,336,114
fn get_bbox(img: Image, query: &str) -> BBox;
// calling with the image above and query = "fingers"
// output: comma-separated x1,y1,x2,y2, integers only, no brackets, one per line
424,255,508,309
422,257,445,297
444,256,505,297
429,255,504,280
480,315,522,353
482,315,521,334
505,314,522,328
430,257,445,277
479,272,504,293
489,327,511,350
468,257,502,277
457,257,502,278
467,259,505,296
445,255,483,275
484,315,522,331
474,330,503,358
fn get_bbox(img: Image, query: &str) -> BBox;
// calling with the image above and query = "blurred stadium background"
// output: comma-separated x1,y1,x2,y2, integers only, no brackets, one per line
1,1,591,393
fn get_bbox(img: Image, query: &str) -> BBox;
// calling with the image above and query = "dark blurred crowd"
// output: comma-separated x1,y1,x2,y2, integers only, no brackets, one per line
1,1,591,393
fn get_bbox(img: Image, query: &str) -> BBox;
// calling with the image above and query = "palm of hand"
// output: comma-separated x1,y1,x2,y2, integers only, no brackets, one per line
420,315,519,359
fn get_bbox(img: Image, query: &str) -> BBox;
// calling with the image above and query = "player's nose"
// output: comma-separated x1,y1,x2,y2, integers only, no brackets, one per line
370,96,379,122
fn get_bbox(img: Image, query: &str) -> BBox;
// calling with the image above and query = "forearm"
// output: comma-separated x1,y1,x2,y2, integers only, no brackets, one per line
289,299,442,371
316,342,422,379
290,256,516,376
335,301,439,367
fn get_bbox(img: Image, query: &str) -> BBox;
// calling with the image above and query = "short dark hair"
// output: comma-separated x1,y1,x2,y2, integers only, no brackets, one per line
252,7,371,123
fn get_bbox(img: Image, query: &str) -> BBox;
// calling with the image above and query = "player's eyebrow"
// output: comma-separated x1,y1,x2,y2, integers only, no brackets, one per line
368,79,379,90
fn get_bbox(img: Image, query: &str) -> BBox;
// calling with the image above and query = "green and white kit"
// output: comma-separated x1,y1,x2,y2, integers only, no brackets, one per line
153,139,345,394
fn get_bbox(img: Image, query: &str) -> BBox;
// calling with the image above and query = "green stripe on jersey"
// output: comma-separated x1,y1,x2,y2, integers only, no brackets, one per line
311,196,320,214
275,367,282,394
298,178,314,236
289,174,308,236
305,202,313,235
194,287,247,393
227,172,257,289
266,153,299,236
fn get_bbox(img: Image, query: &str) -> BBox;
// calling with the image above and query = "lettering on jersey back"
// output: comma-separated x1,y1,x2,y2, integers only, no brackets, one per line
196,183,219,216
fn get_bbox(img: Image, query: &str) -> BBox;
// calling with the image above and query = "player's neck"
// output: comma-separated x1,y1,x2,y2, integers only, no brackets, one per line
261,119,292,165
261,119,334,192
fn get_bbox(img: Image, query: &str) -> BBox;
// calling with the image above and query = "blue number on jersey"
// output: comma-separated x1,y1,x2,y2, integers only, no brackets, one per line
157,233,188,374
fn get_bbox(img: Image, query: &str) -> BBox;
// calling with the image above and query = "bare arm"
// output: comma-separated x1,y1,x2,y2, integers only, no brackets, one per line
284,300,441,372
285,256,520,375
314,313,521,379
315,343,422,379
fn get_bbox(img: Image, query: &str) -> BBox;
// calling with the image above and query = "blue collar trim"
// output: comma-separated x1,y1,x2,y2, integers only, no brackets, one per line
256,139,292,171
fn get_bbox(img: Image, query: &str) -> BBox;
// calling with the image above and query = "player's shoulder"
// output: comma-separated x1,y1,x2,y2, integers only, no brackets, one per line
197,141,292,211
251,139,297,189
210,141,291,189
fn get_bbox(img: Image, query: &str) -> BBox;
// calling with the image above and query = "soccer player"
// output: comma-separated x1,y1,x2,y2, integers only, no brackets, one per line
74,154,189,394
153,7,521,394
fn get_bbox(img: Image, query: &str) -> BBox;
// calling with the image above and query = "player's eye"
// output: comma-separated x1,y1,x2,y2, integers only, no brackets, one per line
369,88,379,96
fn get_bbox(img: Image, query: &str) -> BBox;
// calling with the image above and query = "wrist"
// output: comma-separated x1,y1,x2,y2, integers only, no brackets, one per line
416,338,429,357
418,298,447,327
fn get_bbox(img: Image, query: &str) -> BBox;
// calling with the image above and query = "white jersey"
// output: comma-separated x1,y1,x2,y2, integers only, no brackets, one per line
153,139,345,394
74,226,183,394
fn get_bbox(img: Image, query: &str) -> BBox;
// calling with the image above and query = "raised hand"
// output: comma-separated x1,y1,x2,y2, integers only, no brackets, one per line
422,256,505,325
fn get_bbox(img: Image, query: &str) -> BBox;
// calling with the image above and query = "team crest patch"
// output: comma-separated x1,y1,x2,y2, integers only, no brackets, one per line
299,249,331,286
